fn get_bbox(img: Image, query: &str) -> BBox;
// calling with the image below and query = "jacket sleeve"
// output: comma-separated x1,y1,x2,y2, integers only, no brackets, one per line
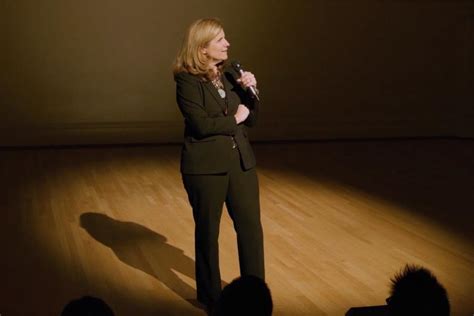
223,68,259,128
175,72,238,138
243,95,259,127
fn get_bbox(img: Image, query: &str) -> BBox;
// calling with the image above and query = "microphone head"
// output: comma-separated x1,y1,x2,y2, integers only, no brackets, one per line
231,60,242,72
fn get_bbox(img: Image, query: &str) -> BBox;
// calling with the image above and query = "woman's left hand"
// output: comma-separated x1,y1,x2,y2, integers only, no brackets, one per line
238,71,257,89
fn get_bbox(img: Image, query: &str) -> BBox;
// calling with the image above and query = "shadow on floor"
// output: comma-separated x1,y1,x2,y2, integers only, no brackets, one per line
80,212,204,311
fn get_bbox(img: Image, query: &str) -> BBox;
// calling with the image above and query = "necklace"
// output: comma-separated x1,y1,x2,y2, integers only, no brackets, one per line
211,75,226,99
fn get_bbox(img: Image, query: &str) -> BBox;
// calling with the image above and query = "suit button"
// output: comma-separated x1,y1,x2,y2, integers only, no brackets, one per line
231,137,237,149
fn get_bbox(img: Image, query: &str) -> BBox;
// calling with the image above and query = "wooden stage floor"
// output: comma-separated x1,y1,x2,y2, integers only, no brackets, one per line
1,139,473,315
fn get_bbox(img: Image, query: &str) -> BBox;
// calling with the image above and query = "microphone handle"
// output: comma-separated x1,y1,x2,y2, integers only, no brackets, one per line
238,69,260,101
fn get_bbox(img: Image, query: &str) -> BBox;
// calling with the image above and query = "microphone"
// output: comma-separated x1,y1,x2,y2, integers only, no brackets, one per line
231,60,260,101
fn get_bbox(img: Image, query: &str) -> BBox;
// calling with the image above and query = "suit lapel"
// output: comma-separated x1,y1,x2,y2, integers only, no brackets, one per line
223,70,238,114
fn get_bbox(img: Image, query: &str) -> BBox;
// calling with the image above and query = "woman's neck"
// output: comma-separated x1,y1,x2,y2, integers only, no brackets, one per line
209,63,218,73
208,63,220,79
209,58,225,71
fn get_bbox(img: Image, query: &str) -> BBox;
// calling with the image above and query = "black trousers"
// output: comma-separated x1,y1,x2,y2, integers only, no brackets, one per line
182,148,265,306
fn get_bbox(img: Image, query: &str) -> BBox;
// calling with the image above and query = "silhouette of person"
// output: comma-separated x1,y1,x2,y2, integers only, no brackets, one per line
211,275,272,316
387,264,450,316
346,264,450,316
61,295,114,316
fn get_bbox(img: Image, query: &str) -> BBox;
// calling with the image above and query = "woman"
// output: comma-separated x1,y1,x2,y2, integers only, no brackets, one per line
173,18,264,311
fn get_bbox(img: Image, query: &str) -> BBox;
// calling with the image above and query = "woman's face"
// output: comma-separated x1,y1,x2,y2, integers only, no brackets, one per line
203,30,230,65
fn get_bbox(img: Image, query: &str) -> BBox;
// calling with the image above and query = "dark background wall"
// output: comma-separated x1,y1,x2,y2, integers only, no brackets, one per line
1,0,473,146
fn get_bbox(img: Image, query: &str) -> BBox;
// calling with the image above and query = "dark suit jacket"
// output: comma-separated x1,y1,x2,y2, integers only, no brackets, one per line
175,66,259,174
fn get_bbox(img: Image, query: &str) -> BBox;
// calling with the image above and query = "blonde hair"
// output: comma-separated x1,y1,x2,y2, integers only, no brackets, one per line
173,18,225,79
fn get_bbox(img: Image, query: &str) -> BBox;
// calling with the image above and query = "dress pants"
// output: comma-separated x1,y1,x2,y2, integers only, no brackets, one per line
182,147,265,307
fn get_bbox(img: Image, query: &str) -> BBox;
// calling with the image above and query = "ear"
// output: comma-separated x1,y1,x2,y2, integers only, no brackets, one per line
201,47,207,55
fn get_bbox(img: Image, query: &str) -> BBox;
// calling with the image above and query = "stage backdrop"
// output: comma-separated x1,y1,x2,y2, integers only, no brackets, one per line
1,0,473,146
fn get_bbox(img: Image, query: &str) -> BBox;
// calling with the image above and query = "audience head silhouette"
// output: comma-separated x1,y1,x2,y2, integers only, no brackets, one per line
212,275,273,316
61,296,115,316
387,264,450,316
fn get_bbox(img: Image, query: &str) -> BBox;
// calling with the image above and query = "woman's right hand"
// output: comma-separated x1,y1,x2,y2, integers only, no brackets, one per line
234,104,250,124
